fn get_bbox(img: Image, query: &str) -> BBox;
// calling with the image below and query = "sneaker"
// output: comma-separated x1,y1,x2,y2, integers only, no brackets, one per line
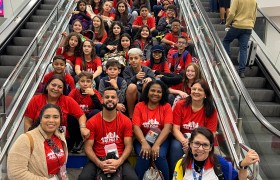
220,19,225,25
239,72,245,78
71,141,84,154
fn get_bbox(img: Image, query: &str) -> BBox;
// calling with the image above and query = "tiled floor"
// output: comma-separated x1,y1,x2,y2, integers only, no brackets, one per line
68,168,82,180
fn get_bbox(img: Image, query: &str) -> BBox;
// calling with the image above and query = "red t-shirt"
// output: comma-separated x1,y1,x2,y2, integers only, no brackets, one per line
86,112,133,157
44,135,66,175
132,102,173,135
95,31,108,43
24,94,84,126
143,60,170,73
75,56,102,73
170,51,192,74
43,72,75,90
164,32,190,44
93,8,100,15
56,47,76,65
101,12,116,20
133,16,156,29
68,88,102,114
170,83,191,95
173,100,218,134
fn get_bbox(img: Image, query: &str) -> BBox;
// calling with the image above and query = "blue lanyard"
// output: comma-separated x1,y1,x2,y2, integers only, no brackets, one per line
192,160,204,180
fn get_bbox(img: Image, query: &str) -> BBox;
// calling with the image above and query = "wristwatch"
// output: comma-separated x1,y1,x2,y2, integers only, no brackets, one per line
239,160,248,169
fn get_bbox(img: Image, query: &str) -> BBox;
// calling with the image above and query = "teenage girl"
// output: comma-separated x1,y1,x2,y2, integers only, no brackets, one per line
169,63,202,104
86,15,108,56
100,21,124,57
117,33,133,62
115,1,134,35
133,25,158,60
56,32,82,75
100,1,115,32
75,40,102,88
91,0,103,15
70,0,92,30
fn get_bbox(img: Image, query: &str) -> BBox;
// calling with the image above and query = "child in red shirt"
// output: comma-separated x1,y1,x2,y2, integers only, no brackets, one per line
132,5,158,37
75,40,102,88
100,1,116,32
56,32,82,75
42,55,75,95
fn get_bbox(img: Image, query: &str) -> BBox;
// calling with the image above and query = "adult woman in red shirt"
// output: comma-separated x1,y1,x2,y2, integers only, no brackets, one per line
133,80,172,180
8,104,68,179
23,75,90,147
169,79,218,179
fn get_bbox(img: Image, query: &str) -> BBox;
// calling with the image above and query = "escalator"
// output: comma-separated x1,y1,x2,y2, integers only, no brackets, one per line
192,0,280,179
0,0,58,88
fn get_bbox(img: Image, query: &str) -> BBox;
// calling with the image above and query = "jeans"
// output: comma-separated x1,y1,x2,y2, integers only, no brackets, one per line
134,138,170,180
169,138,184,179
222,27,252,73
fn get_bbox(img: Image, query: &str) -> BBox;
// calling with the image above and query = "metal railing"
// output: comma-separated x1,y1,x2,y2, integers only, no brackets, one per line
0,0,75,170
0,0,66,114
179,0,260,179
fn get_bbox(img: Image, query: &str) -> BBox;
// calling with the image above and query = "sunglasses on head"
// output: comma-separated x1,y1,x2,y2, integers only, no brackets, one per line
46,139,60,154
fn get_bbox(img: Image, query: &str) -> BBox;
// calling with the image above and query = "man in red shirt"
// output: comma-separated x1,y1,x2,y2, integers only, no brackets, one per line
78,87,137,180
132,5,158,37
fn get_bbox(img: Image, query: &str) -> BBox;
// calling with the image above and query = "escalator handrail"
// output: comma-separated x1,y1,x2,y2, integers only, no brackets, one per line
192,0,280,138
180,1,260,179
0,1,76,164
0,0,65,109
256,7,280,35
0,0,35,35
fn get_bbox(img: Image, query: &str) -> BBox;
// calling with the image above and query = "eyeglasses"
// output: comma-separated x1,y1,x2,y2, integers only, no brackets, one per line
172,24,180,27
46,139,60,153
191,141,212,150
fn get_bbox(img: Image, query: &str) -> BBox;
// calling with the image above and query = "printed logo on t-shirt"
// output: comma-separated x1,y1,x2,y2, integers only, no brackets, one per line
142,118,160,128
87,68,94,73
47,149,64,160
176,64,182,71
182,121,199,131
80,104,89,113
101,132,119,143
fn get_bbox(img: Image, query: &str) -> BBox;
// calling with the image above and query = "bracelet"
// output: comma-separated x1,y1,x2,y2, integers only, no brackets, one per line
239,160,248,169
80,125,86,128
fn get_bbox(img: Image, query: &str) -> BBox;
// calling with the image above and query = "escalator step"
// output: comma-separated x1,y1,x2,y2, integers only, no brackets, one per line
209,17,221,24
241,77,266,88
0,55,21,66
255,102,280,117
247,89,275,102
0,66,15,78
207,12,219,18
35,9,52,16
13,37,34,46
40,4,55,10
43,0,58,4
19,29,38,37
30,15,48,22
6,46,28,56
25,22,43,29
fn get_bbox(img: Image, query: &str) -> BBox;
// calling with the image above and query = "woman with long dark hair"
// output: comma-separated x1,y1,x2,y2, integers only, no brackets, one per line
8,104,68,179
169,79,218,179
173,127,260,179
115,0,134,35
133,80,172,180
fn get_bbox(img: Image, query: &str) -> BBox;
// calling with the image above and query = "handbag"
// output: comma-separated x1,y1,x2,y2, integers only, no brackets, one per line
102,51,126,70
143,161,164,180
96,152,122,180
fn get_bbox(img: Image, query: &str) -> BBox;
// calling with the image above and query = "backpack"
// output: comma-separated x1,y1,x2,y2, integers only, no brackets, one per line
168,49,189,72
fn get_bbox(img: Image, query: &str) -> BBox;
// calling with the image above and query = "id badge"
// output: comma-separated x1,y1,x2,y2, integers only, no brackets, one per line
104,143,119,158
59,164,68,180
145,129,159,144
184,133,191,139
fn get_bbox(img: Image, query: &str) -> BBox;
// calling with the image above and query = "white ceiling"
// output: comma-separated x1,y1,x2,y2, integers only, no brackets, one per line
257,0,280,17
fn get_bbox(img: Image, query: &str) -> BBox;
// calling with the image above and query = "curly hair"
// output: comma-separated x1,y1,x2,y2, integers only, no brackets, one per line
63,32,82,56
140,80,169,105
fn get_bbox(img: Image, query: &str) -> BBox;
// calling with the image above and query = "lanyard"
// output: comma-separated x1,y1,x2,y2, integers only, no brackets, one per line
192,160,204,180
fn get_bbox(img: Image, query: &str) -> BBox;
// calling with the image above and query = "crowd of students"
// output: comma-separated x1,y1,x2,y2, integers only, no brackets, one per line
6,0,260,180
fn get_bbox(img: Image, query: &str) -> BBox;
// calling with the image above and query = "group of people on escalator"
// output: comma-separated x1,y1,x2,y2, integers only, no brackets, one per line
6,0,259,179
